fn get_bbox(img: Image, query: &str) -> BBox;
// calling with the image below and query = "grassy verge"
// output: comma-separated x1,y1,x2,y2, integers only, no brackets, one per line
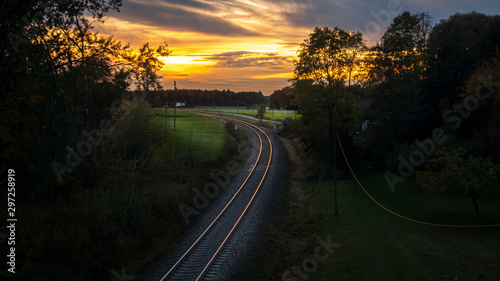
151,109,226,161
305,170,500,281
195,106,300,122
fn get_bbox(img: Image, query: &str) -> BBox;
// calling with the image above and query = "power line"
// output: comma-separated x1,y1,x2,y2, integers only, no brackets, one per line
336,134,500,228
174,81,177,130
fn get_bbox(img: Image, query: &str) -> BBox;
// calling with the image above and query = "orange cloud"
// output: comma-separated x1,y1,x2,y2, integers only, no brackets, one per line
90,1,310,93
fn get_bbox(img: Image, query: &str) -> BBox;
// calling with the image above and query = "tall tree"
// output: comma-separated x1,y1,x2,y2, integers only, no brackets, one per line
422,12,500,128
292,26,365,162
366,12,433,160
125,42,171,94
371,11,432,83
460,50,500,161
270,86,292,109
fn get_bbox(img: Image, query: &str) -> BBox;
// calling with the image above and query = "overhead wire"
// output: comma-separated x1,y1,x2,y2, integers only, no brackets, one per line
336,133,500,228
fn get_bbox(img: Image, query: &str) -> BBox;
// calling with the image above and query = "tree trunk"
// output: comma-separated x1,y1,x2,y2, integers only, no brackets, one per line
328,109,335,163
471,194,481,218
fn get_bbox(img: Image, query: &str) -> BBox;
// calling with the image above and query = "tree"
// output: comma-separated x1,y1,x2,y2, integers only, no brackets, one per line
270,86,292,109
292,26,365,162
370,11,432,83
125,42,171,94
0,0,170,193
416,148,498,217
294,27,365,87
459,50,500,161
0,0,124,193
256,104,266,120
422,12,500,128
110,98,161,162
366,12,433,162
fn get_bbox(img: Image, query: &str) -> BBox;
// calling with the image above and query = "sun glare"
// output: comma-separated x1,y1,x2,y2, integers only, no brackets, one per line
161,55,213,66
158,55,215,78
253,72,294,79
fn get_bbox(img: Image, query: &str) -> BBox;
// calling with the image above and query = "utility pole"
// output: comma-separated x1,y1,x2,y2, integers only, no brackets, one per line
174,81,177,130
165,104,168,134
334,132,338,215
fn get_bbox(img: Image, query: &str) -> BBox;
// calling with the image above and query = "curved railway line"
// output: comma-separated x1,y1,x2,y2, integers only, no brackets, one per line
157,115,274,281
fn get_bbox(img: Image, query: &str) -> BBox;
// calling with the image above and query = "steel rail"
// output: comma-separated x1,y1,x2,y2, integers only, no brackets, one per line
160,115,273,281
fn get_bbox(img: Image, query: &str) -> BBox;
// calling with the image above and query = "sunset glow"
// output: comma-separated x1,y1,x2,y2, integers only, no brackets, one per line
93,0,499,94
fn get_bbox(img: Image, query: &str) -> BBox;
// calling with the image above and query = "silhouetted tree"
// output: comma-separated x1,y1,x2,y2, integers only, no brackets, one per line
422,12,500,129
270,86,292,109
366,12,433,161
292,26,365,163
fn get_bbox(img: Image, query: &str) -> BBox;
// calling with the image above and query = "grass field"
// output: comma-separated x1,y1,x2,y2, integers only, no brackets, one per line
195,106,299,122
306,170,500,280
150,108,226,161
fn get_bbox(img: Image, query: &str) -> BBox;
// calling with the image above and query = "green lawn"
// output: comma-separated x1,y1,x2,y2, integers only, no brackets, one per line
195,106,299,122
150,108,226,161
306,170,500,281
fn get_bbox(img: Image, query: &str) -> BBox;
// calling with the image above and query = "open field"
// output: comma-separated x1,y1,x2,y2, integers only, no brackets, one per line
306,170,500,280
150,108,226,161
195,106,299,122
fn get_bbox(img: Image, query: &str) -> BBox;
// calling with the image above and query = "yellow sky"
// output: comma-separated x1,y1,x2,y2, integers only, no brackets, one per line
92,1,316,94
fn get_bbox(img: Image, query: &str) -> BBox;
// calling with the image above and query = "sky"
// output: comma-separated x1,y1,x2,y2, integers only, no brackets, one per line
93,0,500,95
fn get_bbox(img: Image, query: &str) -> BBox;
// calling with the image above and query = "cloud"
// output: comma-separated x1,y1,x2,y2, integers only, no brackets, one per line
107,0,500,42
157,0,217,11
404,0,500,21
277,0,383,29
277,0,500,32
112,0,257,36
208,51,293,68
99,0,500,94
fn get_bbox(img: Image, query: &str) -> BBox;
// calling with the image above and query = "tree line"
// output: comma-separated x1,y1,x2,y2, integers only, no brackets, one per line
285,11,500,217
144,89,267,108
287,11,500,165
1,0,172,194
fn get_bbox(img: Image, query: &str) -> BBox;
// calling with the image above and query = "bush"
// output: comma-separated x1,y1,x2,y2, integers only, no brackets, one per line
110,98,160,160
256,104,266,119
280,117,305,138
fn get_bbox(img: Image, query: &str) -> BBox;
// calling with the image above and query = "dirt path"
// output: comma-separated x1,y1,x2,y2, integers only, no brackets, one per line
276,135,316,274
280,136,310,206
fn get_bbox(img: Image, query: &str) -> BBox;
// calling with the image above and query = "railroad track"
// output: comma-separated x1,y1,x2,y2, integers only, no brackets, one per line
158,115,273,281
